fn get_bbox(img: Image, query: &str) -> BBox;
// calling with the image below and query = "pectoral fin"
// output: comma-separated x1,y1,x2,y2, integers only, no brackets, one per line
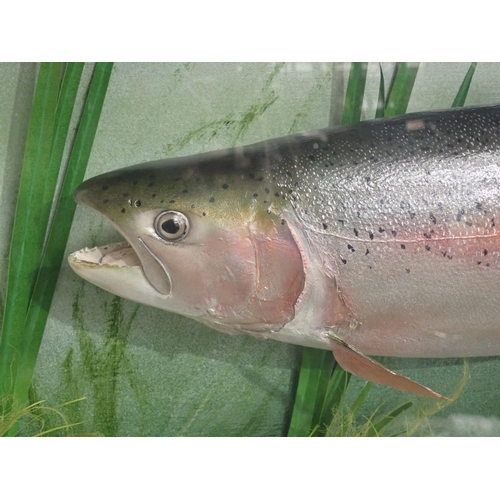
328,334,449,401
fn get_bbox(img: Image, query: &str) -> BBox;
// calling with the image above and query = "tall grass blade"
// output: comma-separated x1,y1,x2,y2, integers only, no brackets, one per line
287,349,334,436
41,63,85,233
385,62,420,116
341,63,368,124
375,64,386,118
368,401,413,436
0,63,62,400
13,63,114,412
452,63,477,108
313,363,351,436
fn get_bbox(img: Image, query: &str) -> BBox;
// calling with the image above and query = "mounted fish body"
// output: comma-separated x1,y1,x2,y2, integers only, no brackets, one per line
69,105,500,399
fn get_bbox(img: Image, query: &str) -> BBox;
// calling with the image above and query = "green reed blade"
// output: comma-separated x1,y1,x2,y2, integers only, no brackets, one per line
314,364,351,436
348,380,373,415
341,63,368,124
287,349,334,436
385,62,420,116
452,63,477,108
375,64,386,118
367,401,413,437
41,63,85,228
0,63,62,400
13,63,113,411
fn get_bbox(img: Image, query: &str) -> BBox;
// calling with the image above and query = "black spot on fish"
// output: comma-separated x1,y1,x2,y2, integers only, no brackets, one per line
347,244,355,252
338,219,345,226
423,233,431,239
174,177,181,182
258,177,263,182
182,189,189,194
365,249,369,255
309,155,315,161
409,212,416,219
466,221,473,227
487,263,491,267
492,218,496,227
123,193,130,197
169,199,175,204
281,219,286,225
103,199,109,204
456,209,464,222
323,223,328,230
341,258,347,265
135,200,141,207
483,249,488,256
148,182,154,187
447,254,453,260
191,204,196,209
478,261,482,265
430,213,437,224
152,193,156,198
406,268,410,273
401,244,406,249
253,193,259,198
365,177,371,183
209,197,215,203
354,228,359,237
369,231,374,240
102,185,108,190
378,227,385,233
425,245,431,251
391,230,397,237
203,212,206,216
265,187,270,194
121,208,125,213
275,192,280,197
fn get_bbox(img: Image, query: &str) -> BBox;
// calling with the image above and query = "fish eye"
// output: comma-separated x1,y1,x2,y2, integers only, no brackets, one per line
155,211,189,241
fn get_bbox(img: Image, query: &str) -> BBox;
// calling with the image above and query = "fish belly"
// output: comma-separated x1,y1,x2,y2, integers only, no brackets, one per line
333,234,500,357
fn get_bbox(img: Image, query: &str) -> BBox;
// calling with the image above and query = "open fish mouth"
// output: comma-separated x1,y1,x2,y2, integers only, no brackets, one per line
69,241,141,269
68,240,185,314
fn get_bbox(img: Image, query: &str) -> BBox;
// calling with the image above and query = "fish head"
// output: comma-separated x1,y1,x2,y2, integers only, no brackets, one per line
69,152,305,336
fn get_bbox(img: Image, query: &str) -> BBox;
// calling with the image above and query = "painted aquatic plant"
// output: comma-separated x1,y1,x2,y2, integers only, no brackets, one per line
0,63,113,435
288,62,477,437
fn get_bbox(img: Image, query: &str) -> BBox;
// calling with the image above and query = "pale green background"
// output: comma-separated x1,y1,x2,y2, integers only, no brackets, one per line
2,62,500,436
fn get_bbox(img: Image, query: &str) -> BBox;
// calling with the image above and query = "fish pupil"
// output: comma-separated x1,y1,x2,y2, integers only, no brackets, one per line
162,219,180,234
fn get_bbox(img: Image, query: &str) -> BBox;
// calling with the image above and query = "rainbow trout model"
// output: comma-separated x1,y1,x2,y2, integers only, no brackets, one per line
69,105,500,400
